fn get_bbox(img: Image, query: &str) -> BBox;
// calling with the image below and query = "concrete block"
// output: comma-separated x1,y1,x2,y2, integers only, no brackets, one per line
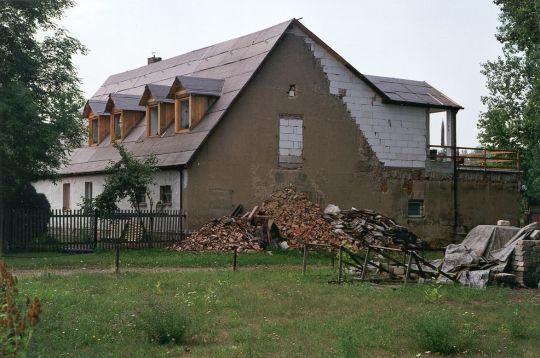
279,140,294,149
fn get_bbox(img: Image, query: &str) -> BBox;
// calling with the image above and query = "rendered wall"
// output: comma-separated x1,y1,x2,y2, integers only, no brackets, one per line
33,170,182,211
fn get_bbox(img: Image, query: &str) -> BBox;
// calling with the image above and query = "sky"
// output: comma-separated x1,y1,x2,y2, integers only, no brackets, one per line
57,0,503,147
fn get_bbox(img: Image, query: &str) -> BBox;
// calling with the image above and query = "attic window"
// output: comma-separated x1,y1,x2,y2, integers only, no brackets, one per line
180,99,189,130
149,105,159,136
90,118,99,145
288,85,296,98
113,113,122,140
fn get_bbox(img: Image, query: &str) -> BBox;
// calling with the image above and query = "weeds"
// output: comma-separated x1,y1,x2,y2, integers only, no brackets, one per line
413,310,474,354
137,303,191,345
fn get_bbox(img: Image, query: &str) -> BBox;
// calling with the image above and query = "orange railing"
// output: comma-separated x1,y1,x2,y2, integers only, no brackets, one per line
428,145,520,171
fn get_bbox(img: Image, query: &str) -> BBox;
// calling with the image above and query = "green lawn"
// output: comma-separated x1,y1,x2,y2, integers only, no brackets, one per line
10,265,540,357
2,248,332,271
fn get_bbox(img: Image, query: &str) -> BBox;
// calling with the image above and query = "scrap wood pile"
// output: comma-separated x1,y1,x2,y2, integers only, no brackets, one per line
324,206,425,249
169,217,262,252
257,186,353,249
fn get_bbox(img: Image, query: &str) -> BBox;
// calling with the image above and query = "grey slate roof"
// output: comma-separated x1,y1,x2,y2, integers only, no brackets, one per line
364,75,463,110
83,99,108,117
60,19,462,176
106,93,146,112
139,84,174,105
169,76,225,97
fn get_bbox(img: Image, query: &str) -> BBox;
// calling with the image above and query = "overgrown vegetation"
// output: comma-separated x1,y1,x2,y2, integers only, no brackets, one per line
478,0,540,206
0,261,42,356
137,302,191,345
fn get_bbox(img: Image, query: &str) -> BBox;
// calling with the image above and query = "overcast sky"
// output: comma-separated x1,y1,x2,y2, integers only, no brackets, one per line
58,0,503,147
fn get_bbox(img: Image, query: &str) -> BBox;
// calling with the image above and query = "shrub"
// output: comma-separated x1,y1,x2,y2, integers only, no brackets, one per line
413,310,472,354
138,303,190,345
0,261,42,356
502,307,527,339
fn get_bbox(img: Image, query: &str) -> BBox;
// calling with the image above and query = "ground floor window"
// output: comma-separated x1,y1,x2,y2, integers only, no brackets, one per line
84,182,93,200
407,199,424,218
62,183,70,211
160,185,172,205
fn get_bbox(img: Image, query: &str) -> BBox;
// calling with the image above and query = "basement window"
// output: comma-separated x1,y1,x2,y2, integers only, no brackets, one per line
160,185,172,205
113,113,122,140
278,115,303,168
408,200,424,218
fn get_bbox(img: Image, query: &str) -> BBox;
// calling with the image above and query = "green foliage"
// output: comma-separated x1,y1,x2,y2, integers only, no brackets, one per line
413,310,475,355
478,0,540,205
0,0,87,206
423,284,443,303
137,302,191,345
94,143,158,214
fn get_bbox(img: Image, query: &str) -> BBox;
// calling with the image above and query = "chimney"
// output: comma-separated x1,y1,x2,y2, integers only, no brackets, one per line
147,54,162,65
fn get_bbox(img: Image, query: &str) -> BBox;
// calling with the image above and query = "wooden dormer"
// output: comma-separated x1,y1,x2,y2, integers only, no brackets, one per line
105,93,145,141
83,99,110,146
139,84,175,137
167,76,224,132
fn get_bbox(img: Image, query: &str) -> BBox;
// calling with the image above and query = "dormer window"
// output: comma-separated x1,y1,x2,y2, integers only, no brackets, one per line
113,113,122,140
90,118,98,145
177,97,190,131
167,76,224,133
149,105,159,136
83,99,110,146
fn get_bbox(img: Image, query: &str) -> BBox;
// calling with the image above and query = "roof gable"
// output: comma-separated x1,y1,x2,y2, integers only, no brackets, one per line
83,99,108,118
106,93,145,112
168,76,225,97
139,84,174,106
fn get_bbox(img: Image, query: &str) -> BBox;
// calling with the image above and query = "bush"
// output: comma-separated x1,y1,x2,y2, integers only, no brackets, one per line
413,310,473,354
138,303,190,345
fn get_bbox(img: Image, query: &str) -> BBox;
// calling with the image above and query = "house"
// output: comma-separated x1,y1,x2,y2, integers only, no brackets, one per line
33,19,521,243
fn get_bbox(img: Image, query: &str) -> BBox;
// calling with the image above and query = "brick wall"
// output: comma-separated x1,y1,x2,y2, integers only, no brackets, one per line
279,116,303,167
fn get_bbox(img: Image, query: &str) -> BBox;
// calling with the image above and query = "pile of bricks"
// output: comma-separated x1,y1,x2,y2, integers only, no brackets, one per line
511,238,540,288
258,186,354,249
169,217,262,252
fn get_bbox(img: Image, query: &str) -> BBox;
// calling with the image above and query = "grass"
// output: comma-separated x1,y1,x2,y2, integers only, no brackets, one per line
2,248,333,271
10,264,540,357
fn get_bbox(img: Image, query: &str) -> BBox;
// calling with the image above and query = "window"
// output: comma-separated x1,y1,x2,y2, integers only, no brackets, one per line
84,182,93,200
278,115,303,168
135,189,146,205
160,185,172,205
407,200,424,218
114,113,122,139
149,105,159,136
91,119,99,144
180,99,189,130
62,183,70,211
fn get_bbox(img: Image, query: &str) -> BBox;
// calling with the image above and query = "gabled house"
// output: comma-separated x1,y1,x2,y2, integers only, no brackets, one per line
34,19,520,242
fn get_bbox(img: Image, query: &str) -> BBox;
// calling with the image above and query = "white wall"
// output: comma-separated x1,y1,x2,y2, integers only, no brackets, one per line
288,26,428,168
33,170,182,211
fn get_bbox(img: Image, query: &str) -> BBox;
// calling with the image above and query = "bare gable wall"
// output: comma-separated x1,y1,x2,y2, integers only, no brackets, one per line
184,31,519,243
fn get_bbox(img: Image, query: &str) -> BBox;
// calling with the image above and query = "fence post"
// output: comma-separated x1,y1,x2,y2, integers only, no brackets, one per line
360,246,371,281
115,241,120,273
93,210,99,249
337,245,343,284
404,252,413,284
302,244,308,275
233,246,238,272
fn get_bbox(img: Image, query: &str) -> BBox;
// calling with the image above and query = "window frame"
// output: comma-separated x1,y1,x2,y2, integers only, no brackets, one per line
62,183,71,211
89,117,99,146
159,185,172,205
113,112,123,140
146,103,160,137
407,199,425,218
175,94,191,133
84,181,93,200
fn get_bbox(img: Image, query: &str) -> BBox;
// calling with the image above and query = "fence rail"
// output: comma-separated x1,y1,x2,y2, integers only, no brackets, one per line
0,208,184,253
428,145,519,171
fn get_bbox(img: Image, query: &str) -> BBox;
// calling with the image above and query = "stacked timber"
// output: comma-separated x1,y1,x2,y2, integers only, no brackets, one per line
169,217,262,252
324,207,424,248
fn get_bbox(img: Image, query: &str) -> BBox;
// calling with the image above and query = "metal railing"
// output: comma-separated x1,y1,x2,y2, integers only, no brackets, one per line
428,145,520,171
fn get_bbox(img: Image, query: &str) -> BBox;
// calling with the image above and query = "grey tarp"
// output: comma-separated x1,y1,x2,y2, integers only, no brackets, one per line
439,223,538,288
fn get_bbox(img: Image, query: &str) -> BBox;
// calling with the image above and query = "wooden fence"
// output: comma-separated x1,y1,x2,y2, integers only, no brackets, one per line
0,208,184,252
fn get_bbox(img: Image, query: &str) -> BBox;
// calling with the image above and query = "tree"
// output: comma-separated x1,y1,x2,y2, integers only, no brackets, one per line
478,0,540,206
93,143,159,240
0,0,86,207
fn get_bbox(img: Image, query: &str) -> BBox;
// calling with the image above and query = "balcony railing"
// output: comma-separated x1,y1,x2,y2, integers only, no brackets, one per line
428,145,520,171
